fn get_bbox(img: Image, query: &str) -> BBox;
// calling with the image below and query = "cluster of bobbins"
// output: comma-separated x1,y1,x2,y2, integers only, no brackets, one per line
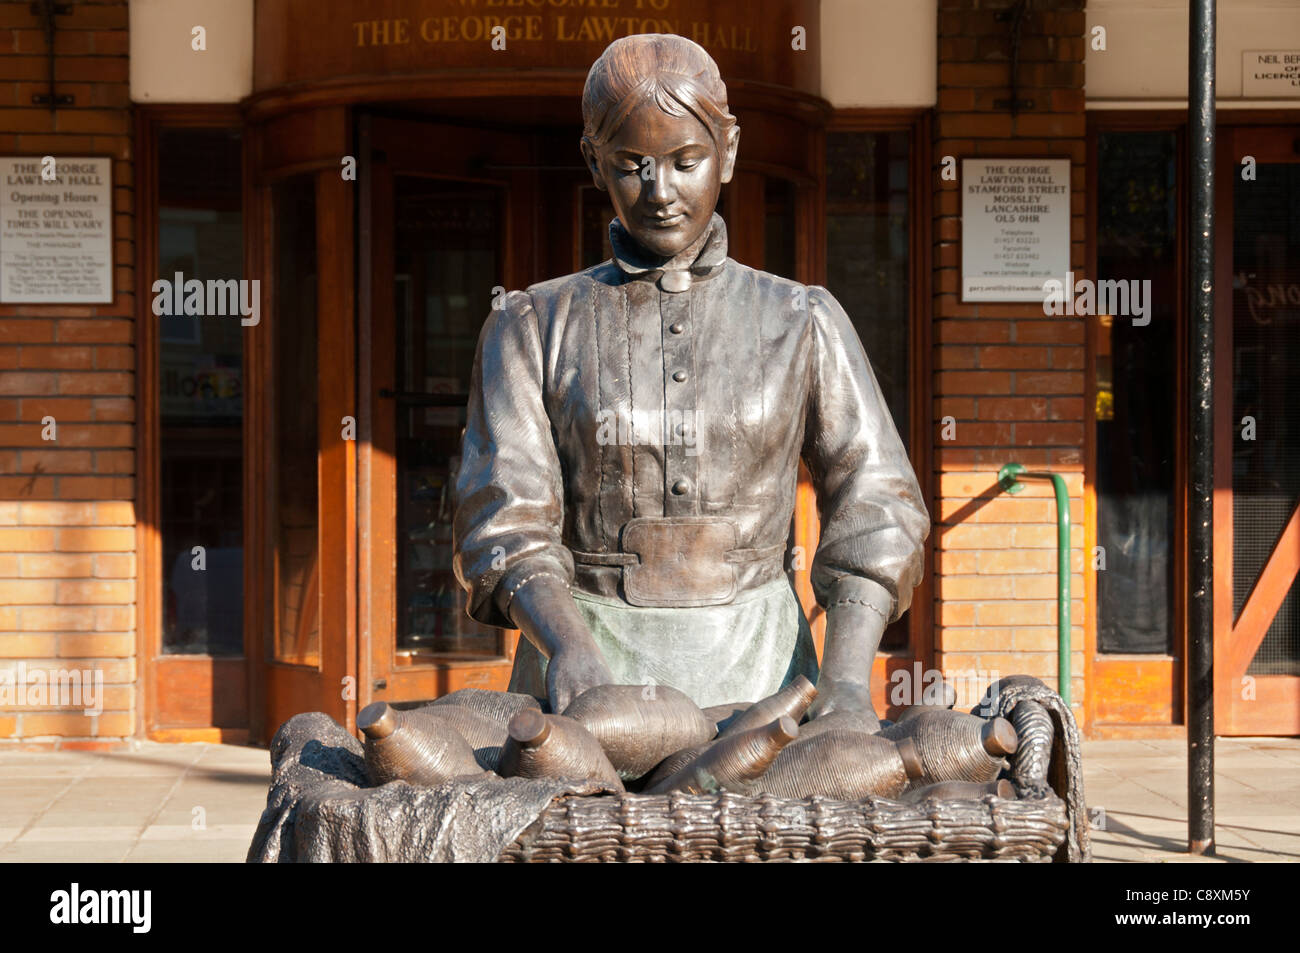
355,675,1044,804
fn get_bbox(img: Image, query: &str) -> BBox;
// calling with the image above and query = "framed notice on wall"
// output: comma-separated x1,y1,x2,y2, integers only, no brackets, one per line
0,156,114,304
1242,50,1300,97
961,158,1069,302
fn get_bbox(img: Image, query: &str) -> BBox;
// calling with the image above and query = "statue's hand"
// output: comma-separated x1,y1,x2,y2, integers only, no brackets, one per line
546,645,615,714
806,674,875,722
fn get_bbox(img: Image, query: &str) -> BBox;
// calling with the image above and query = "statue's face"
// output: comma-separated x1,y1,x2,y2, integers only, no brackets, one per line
582,100,738,259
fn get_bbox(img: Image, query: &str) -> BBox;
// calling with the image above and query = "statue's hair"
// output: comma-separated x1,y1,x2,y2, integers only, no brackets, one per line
581,34,737,151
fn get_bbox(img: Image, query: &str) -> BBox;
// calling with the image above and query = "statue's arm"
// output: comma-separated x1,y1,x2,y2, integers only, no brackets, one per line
453,292,612,710
799,287,931,719
498,573,613,713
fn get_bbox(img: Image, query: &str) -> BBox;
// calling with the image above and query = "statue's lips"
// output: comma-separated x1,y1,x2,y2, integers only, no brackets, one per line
643,213,685,228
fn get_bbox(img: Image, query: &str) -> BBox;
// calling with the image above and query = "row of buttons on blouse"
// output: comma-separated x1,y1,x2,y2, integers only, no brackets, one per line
667,317,690,496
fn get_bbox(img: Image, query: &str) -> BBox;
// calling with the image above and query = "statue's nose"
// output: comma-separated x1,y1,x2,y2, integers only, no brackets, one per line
645,164,673,205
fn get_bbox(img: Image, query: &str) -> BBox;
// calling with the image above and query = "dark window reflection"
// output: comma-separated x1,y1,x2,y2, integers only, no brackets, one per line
1095,131,1178,654
826,130,911,650
394,176,501,656
1234,162,1300,676
157,128,243,656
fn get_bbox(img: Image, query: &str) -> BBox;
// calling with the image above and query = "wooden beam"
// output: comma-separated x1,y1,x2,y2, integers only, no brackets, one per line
1229,500,1300,674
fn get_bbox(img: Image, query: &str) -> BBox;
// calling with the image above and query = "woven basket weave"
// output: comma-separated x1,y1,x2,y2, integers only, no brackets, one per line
500,789,1070,862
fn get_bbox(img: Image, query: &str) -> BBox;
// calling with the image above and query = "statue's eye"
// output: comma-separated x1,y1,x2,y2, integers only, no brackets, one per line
677,160,699,171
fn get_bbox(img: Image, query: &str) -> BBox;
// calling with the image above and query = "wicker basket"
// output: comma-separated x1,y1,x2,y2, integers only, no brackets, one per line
248,679,1088,863
500,788,1070,862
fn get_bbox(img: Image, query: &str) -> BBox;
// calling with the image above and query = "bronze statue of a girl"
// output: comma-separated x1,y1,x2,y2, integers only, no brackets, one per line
453,34,929,723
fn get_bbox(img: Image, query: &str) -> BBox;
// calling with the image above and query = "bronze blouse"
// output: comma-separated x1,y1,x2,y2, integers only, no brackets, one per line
453,213,929,630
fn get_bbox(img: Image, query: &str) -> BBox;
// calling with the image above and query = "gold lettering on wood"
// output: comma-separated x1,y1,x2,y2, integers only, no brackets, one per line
351,3,758,53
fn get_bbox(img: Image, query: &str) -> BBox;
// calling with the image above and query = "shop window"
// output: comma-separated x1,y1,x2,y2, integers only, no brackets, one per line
157,128,243,656
825,129,912,649
1094,131,1178,654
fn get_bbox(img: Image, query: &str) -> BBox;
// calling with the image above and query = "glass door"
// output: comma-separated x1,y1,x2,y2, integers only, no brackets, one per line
142,118,249,741
249,105,358,742
391,178,502,661
1214,124,1300,735
360,115,538,708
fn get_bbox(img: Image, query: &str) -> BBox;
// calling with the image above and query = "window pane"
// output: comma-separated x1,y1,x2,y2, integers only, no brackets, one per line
393,176,501,657
157,128,243,656
826,130,911,447
1094,131,1178,654
825,129,911,650
764,177,797,279
578,185,613,270
272,176,319,666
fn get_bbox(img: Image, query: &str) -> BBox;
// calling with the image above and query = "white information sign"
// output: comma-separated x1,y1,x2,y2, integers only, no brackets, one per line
961,158,1069,302
1,156,113,303
1243,51,1300,97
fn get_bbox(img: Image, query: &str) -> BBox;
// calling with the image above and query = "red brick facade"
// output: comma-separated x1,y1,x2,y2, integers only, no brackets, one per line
932,0,1086,719
0,0,135,745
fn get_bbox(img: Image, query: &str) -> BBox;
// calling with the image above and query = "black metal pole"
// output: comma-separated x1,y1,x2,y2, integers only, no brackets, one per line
1187,0,1216,857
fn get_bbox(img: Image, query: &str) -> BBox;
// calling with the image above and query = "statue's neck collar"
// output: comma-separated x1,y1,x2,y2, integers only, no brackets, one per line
609,213,728,293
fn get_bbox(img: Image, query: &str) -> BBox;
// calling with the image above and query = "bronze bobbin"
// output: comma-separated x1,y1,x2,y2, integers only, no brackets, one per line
499,709,625,791
755,730,922,801
881,709,1019,785
902,778,1017,803
357,701,486,788
563,684,715,780
646,716,798,795
719,675,817,738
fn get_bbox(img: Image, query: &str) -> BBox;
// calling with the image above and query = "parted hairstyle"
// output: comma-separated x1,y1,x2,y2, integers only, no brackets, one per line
581,33,739,153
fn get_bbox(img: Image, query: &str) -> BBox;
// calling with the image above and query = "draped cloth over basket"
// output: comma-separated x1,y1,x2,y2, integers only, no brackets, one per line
246,712,618,863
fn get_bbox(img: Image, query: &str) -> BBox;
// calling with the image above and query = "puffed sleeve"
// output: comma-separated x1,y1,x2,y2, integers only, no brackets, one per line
802,286,930,621
453,291,573,629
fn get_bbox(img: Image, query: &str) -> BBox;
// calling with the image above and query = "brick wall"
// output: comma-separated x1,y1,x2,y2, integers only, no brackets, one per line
932,0,1086,720
0,0,135,746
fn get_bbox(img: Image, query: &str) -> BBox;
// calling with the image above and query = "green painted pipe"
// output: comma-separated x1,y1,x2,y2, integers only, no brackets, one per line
997,463,1071,707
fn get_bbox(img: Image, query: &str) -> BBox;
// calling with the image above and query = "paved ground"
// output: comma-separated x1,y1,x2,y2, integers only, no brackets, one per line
0,736,1295,862
1084,737,1300,863
0,742,270,863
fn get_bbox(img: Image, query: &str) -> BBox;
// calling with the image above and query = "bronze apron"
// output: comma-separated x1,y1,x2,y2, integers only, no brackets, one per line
508,516,815,708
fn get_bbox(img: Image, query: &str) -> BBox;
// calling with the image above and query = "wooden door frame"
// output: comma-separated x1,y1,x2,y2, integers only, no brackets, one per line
358,114,541,713
134,104,251,743
248,105,357,742
1212,122,1300,736
1083,110,1188,737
